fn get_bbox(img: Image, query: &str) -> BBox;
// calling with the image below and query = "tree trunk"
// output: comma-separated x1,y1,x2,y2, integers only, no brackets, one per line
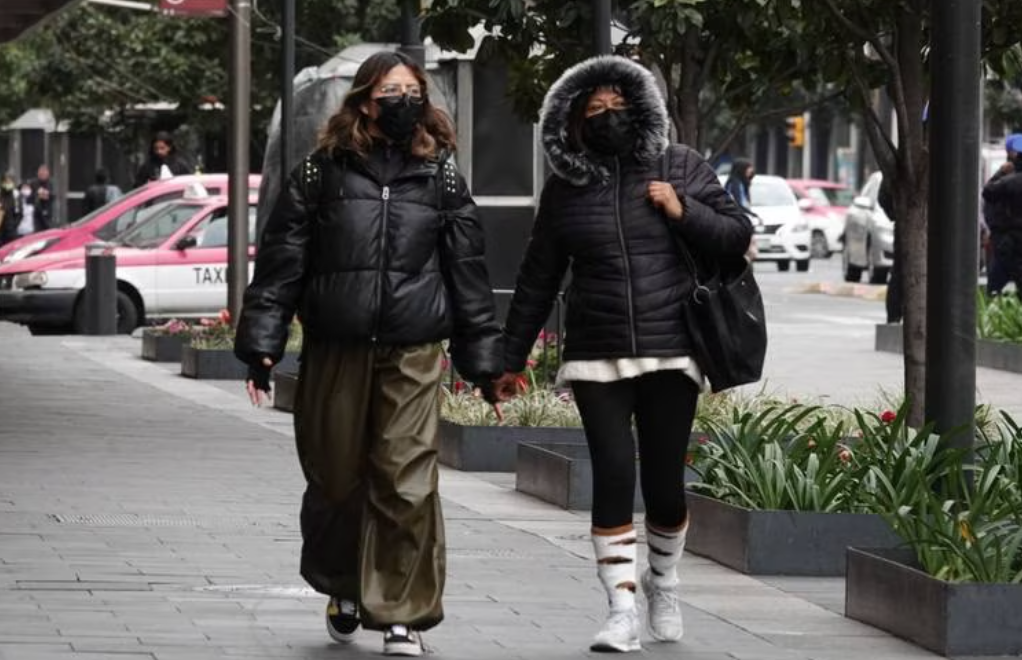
898,185,928,427
675,27,702,147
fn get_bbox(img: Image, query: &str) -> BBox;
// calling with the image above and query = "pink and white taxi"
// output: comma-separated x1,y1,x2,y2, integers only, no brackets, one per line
0,174,261,265
0,187,257,334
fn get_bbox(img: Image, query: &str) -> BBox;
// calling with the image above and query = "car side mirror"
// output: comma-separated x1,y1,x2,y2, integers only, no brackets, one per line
797,198,814,211
852,195,873,210
174,235,198,251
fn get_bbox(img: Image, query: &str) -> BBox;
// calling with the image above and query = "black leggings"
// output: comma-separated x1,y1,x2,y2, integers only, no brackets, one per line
571,370,700,530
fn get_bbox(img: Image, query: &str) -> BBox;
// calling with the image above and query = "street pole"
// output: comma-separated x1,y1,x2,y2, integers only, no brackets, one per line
398,0,425,68
227,0,251,326
594,0,612,55
925,0,981,454
281,0,295,191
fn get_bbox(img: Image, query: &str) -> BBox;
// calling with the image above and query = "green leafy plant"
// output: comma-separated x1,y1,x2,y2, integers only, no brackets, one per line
689,403,863,512
977,289,1022,343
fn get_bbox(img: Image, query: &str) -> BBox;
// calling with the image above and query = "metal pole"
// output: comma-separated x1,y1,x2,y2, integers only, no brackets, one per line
280,0,295,190
227,0,252,326
594,0,612,55
925,0,981,453
398,0,425,69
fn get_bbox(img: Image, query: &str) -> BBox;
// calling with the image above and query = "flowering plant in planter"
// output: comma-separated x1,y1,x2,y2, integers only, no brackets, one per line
188,309,303,352
687,402,972,514
866,412,1022,583
146,318,196,336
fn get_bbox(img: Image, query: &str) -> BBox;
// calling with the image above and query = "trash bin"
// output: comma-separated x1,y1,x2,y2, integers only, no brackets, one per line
83,242,117,335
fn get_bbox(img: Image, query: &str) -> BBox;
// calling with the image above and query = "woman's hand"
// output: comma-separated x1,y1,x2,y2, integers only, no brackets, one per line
648,181,684,220
246,357,275,407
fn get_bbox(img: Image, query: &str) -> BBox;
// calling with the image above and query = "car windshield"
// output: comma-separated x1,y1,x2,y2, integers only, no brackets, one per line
67,188,146,228
750,178,797,207
115,203,204,249
808,186,855,207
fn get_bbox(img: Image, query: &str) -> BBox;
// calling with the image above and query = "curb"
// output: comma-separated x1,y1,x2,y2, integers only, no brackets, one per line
795,282,888,301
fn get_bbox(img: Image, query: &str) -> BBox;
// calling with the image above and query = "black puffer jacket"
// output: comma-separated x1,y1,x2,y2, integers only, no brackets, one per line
235,144,502,381
503,56,753,372
983,166,1022,237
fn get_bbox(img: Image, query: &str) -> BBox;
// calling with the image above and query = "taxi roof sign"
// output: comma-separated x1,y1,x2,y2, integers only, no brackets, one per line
183,183,211,200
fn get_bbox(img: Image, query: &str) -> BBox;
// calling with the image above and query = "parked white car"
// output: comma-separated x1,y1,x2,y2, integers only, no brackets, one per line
745,175,812,272
842,171,894,284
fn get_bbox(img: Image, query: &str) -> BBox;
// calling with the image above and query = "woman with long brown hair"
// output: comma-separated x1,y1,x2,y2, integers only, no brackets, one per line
235,50,502,656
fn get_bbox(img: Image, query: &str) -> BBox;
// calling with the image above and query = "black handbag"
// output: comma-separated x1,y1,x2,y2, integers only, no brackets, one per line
661,151,767,393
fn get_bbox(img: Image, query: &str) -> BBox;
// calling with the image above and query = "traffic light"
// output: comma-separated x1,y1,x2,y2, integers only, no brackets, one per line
786,115,805,148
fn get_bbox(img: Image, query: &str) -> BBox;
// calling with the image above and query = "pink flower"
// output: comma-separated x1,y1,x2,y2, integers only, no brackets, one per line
526,359,538,369
685,453,694,465
218,308,231,325
880,410,897,424
839,449,852,463
454,381,466,394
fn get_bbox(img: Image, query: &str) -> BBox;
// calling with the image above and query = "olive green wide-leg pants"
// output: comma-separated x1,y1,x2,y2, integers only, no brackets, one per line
293,340,445,632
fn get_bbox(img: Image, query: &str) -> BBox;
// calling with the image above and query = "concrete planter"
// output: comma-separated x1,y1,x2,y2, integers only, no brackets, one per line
140,330,187,362
273,370,299,413
514,437,706,510
846,547,1022,656
438,422,586,472
516,441,644,511
685,492,899,576
876,323,1022,374
180,345,298,380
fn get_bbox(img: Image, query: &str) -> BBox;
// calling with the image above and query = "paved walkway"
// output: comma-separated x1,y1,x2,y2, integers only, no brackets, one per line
0,320,981,660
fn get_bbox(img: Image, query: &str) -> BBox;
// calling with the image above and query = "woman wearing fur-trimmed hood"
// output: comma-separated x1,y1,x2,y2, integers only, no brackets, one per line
494,56,753,653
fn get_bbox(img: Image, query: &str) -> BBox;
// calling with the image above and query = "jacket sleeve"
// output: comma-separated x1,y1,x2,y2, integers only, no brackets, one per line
234,162,311,366
439,170,503,382
669,146,753,258
502,182,570,374
983,173,1016,204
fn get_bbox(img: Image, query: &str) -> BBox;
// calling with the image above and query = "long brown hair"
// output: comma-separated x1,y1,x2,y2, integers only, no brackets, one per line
318,51,456,160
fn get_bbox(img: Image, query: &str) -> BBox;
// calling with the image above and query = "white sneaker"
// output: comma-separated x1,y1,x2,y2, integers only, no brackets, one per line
642,569,684,642
383,624,423,657
590,608,641,653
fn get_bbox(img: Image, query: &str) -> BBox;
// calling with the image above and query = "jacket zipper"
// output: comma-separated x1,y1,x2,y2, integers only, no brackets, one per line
612,158,638,356
372,185,391,343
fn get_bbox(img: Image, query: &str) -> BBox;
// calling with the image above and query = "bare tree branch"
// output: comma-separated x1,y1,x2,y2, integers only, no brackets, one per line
845,53,898,175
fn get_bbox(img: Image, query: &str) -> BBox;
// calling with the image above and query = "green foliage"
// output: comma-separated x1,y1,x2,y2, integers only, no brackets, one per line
1,1,398,139
977,289,1022,343
871,413,1022,583
422,0,823,151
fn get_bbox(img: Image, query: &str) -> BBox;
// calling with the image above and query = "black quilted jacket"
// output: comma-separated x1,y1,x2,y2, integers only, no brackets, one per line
235,145,503,381
503,56,753,373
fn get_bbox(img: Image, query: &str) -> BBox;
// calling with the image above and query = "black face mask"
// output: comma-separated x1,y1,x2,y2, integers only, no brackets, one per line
582,109,636,156
375,95,425,144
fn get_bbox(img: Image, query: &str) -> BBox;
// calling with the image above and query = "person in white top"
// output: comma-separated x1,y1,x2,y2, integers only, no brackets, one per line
492,56,752,653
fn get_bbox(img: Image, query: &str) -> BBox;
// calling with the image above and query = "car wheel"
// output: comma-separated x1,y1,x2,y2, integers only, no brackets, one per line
777,260,791,272
73,290,141,335
810,231,830,259
842,249,863,282
796,259,810,272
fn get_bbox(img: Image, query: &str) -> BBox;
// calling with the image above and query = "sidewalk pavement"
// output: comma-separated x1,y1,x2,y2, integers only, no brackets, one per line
0,322,951,660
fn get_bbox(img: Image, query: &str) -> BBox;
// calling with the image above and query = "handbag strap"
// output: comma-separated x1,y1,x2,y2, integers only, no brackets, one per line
660,148,704,288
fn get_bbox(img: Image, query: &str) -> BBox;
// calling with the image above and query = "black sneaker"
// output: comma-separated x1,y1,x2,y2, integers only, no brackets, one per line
325,597,359,643
383,624,423,657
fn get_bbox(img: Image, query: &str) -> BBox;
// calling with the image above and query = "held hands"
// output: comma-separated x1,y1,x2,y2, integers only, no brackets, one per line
648,181,684,220
474,372,527,423
246,356,274,407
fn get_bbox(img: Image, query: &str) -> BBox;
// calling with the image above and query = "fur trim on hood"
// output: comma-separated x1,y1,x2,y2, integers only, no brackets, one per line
539,56,670,187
